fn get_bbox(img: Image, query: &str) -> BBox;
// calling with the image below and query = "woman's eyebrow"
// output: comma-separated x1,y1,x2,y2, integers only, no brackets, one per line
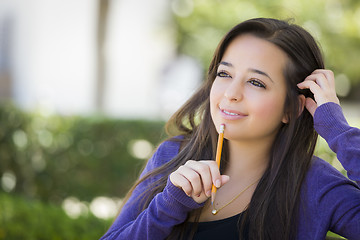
219,61,233,67
249,68,273,83
219,61,274,83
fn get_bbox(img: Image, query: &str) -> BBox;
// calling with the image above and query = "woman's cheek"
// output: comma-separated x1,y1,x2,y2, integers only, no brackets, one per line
254,96,285,123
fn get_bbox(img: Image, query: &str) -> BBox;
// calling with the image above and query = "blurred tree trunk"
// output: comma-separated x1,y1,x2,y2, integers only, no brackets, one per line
95,0,110,112
0,16,13,102
0,72,11,101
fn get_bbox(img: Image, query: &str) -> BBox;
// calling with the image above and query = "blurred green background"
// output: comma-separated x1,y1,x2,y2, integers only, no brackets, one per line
1,0,359,239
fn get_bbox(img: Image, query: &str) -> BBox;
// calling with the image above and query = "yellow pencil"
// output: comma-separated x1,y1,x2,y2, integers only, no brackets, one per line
211,124,225,207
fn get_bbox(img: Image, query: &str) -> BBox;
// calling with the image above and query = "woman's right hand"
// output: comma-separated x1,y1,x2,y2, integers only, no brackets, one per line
169,160,230,203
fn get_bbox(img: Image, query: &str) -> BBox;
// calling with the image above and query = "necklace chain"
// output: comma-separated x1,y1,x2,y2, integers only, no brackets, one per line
212,179,260,215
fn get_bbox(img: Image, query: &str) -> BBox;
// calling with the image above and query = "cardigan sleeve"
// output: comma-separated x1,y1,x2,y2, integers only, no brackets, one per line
314,102,360,185
312,102,360,239
99,139,203,240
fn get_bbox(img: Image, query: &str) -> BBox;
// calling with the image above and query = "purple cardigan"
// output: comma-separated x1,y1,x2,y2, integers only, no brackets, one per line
100,103,360,240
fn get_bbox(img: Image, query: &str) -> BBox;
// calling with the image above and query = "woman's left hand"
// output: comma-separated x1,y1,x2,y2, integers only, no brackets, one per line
297,69,340,116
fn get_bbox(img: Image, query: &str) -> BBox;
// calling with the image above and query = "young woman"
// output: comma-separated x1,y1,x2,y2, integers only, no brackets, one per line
100,18,360,240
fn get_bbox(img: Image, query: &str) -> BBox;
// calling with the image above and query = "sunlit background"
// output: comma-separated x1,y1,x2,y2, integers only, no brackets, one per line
0,0,359,239
0,0,203,120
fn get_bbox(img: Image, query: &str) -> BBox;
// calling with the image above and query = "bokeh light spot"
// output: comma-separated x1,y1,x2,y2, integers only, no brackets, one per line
335,73,351,97
37,130,53,148
12,130,28,149
1,171,16,192
90,196,122,220
62,197,88,219
171,0,194,17
128,139,154,159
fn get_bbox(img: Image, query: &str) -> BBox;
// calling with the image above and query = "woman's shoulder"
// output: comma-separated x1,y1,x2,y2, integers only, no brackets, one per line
148,135,184,169
156,136,183,157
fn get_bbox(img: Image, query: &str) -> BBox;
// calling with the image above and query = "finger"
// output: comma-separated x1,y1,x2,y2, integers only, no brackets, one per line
220,175,230,186
313,69,335,80
323,70,335,89
206,160,222,188
297,80,322,99
179,165,203,196
304,97,317,116
304,73,329,89
173,165,201,196
311,69,336,91
298,78,339,106
169,171,193,196
185,161,213,197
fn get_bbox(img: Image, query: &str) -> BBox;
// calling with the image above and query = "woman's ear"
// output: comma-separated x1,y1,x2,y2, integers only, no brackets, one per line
282,95,306,124
282,110,289,124
298,94,306,117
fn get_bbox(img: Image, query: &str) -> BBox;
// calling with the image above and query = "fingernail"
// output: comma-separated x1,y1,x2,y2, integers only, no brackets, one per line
206,190,211,197
216,179,221,188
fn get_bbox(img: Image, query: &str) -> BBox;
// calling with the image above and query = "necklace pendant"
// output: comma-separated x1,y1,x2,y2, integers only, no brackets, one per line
212,209,218,215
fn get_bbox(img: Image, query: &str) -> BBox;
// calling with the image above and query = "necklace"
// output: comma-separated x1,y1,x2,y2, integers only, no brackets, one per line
211,179,260,215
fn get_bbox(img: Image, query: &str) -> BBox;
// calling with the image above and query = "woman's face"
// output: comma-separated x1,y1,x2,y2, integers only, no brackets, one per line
210,34,289,143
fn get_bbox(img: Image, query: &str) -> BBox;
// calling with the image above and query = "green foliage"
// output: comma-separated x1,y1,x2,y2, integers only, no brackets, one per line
327,231,347,239
0,103,357,239
0,192,111,240
0,193,347,240
172,0,360,94
0,103,166,203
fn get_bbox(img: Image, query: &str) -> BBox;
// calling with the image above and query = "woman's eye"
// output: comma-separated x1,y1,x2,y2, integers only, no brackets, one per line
216,71,230,78
249,79,266,88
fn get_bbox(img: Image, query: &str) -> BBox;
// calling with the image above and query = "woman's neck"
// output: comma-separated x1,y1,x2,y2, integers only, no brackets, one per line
224,139,272,181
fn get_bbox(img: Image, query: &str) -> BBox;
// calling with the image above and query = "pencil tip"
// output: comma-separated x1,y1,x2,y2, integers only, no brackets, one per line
211,192,216,204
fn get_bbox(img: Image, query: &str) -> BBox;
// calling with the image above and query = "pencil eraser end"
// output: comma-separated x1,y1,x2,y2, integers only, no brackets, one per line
219,124,225,133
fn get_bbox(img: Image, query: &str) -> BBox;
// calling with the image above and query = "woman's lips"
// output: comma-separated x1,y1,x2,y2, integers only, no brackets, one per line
220,107,247,120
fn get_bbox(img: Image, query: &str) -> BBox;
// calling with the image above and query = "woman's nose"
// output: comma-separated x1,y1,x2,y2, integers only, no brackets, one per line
224,80,243,102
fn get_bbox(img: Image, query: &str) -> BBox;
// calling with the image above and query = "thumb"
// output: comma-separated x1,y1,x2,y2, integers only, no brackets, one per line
220,175,230,186
305,98,317,117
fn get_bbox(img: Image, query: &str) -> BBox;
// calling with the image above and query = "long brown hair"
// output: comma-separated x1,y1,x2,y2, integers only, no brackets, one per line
120,18,323,240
